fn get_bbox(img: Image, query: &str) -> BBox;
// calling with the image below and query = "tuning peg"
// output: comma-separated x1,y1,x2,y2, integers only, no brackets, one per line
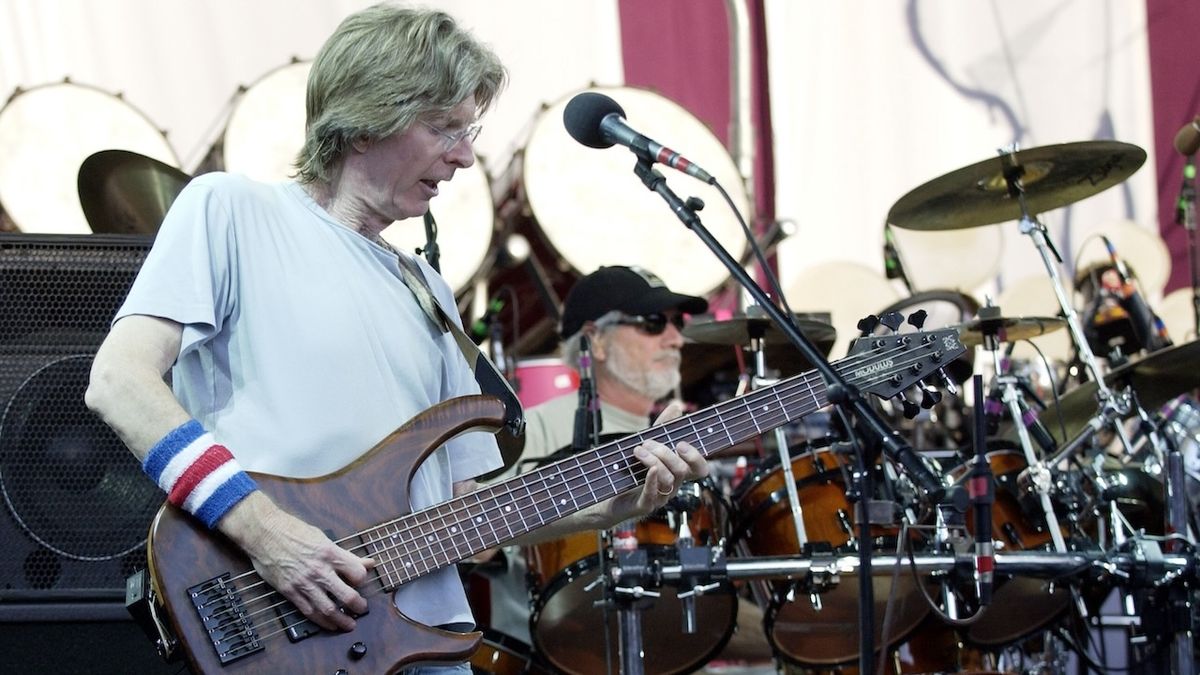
880,311,904,332
919,385,943,409
897,392,921,419
856,315,880,336
906,310,928,330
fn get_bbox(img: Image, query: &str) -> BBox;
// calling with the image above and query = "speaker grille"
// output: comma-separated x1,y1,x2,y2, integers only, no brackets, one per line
0,234,161,595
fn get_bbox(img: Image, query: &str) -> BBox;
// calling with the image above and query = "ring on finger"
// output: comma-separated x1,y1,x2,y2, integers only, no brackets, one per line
656,486,674,496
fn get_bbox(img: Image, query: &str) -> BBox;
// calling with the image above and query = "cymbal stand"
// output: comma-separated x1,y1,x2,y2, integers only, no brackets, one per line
746,326,811,555
999,149,1138,461
978,304,1068,552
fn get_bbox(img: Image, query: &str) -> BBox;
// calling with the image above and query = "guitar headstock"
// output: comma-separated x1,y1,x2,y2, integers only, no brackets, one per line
843,316,965,411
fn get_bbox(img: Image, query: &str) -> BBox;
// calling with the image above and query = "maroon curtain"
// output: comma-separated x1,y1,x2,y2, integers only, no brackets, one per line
618,0,776,299
1147,0,1200,293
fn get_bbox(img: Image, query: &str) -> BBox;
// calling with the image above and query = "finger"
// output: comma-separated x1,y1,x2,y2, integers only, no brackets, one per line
634,446,675,494
651,400,684,425
675,442,710,478
641,440,690,479
325,573,369,619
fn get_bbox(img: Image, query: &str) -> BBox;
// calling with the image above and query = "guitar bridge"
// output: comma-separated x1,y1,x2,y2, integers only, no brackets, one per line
188,573,265,665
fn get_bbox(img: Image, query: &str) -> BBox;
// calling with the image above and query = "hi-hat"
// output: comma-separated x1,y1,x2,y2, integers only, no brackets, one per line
1040,339,1200,442
78,149,192,235
888,141,1146,231
955,315,1066,347
683,314,837,348
680,314,837,390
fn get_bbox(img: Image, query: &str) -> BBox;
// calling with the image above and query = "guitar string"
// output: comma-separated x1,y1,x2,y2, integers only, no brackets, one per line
194,337,942,640
191,337,954,644
194,336,943,634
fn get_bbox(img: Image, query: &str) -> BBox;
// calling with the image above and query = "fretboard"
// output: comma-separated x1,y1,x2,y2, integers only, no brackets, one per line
363,368,830,588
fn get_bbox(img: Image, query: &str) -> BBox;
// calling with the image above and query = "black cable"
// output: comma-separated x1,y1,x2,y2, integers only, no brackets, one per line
714,180,798,318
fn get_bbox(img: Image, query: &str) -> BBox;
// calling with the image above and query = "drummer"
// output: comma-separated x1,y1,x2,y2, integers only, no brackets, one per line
481,266,701,640
483,266,771,663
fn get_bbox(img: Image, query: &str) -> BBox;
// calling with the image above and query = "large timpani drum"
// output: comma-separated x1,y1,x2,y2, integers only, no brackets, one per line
500,85,750,298
730,440,932,666
207,59,312,184
202,60,495,292
782,262,902,359
0,81,179,234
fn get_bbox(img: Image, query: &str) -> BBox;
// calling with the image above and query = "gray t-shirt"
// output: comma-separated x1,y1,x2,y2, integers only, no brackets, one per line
117,172,501,627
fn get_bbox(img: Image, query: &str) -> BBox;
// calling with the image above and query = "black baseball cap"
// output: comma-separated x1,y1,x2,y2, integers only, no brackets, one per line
559,266,709,338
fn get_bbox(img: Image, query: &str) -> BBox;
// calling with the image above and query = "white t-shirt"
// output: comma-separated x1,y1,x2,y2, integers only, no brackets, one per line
117,172,501,627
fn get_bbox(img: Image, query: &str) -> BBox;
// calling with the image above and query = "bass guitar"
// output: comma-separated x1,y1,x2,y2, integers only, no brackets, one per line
145,325,964,673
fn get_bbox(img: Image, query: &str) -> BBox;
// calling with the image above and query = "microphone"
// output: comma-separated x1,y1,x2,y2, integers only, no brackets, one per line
1100,235,1164,351
571,335,601,453
1173,115,1200,156
562,91,715,184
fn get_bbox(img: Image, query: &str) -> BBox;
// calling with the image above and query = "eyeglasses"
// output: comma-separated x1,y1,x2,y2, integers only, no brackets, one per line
613,313,686,336
421,120,482,152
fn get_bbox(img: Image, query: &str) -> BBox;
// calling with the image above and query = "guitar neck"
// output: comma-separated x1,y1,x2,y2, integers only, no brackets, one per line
365,369,829,588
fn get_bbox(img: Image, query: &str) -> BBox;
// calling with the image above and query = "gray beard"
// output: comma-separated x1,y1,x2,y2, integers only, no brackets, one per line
604,340,681,401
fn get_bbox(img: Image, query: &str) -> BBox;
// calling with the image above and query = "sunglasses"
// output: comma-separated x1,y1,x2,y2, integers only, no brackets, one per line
613,313,686,336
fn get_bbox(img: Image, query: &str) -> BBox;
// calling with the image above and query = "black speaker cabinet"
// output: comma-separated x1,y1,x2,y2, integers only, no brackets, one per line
0,233,163,604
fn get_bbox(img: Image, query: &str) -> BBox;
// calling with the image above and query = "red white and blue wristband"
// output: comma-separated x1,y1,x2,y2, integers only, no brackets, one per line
143,420,258,529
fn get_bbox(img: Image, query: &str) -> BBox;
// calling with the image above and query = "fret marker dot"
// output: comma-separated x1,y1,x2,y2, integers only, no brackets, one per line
505,505,512,512
761,405,768,411
475,516,483,523
560,498,567,506
706,427,713,434
426,535,434,543
451,526,458,533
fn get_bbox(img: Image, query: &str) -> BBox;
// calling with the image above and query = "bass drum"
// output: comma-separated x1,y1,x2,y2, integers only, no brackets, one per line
202,59,495,293
946,446,1073,646
526,479,736,675
0,80,179,234
731,440,932,667
494,85,750,300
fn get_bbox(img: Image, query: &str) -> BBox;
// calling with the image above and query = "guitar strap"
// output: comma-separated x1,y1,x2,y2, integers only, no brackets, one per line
392,247,526,438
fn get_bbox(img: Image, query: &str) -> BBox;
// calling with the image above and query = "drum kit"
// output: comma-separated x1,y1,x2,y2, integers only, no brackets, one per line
468,140,1200,675
2,69,1198,673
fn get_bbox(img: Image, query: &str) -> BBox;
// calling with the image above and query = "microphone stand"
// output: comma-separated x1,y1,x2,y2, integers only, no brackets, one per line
630,156,947,674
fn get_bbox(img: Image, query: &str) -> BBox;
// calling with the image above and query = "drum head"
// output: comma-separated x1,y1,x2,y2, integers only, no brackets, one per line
519,86,750,297
220,60,312,184
889,226,1004,293
0,82,178,234
996,274,1074,363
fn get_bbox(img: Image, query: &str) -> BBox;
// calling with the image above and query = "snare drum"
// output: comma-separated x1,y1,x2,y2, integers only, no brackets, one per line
0,81,179,234
731,441,932,666
946,447,1072,646
511,358,579,408
202,60,495,293
526,480,735,675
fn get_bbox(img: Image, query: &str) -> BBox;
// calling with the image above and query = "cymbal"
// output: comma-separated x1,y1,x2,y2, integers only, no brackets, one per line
1040,339,1200,443
955,316,1066,347
683,314,837,348
888,141,1147,231
680,314,837,390
78,149,192,235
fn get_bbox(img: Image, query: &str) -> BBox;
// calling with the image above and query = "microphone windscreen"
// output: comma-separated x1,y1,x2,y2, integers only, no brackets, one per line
1174,116,1200,155
563,92,624,149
